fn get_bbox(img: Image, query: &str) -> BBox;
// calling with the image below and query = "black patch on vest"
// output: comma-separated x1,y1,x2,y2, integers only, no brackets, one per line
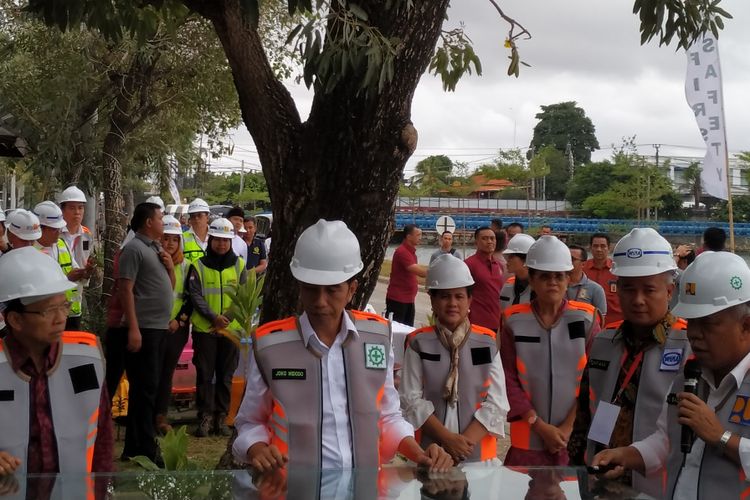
419,352,441,362
588,359,610,371
0,390,14,401
272,369,306,380
666,393,679,406
83,240,90,251
69,363,100,394
500,295,511,301
514,336,541,343
568,321,586,340
471,347,492,365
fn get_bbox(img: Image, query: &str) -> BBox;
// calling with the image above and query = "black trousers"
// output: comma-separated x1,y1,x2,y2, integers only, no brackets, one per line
385,299,416,326
155,326,189,415
124,328,166,459
192,332,238,416
104,327,128,400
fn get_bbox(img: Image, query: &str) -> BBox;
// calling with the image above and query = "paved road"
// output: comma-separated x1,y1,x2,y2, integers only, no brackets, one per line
368,278,433,328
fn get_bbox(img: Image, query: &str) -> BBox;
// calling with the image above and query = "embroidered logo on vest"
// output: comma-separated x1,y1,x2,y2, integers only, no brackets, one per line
365,343,386,369
659,348,683,372
589,359,610,370
729,395,750,426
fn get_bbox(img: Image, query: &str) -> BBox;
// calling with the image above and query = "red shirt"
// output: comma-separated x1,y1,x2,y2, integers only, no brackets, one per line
3,334,114,473
386,243,419,303
582,258,622,324
465,253,504,331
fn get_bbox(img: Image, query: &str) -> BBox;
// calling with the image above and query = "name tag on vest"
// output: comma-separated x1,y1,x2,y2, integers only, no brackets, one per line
272,369,307,380
589,359,610,370
659,348,683,372
729,395,750,426
365,343,387,370
0,390,14,401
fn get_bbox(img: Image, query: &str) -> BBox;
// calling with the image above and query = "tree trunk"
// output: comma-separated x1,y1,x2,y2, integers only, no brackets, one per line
206,0,450,323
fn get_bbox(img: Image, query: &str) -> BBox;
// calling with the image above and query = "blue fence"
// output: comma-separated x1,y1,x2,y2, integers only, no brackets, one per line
395,214,750,237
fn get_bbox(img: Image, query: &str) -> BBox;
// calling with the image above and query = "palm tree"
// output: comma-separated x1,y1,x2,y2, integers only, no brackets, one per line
682,162,702,209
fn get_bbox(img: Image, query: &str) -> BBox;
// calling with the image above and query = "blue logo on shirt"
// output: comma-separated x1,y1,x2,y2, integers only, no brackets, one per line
662,352,681,366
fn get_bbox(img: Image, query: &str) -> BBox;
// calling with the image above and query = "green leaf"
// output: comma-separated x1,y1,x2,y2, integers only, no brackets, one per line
130,455,161,471
349,4,368,21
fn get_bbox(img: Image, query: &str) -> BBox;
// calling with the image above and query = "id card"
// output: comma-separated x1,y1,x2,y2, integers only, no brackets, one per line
587,401,621,445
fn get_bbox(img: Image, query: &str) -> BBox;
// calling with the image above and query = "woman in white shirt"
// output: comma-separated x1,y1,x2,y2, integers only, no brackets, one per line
399,254,509,464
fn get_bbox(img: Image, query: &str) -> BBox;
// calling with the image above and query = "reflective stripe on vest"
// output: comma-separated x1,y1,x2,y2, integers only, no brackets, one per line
504,301,594,451
182,231,206,263
252,311,391,468
0,331,104,475
170,261,188,320
499,277,531,313
190,258,244,333
406,324,498,461
665,370,750,499
586,320,690,498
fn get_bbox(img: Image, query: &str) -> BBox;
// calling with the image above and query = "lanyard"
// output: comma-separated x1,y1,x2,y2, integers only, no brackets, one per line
612,351,644,405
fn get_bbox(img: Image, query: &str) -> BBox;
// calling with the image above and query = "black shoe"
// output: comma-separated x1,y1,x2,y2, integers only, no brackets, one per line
194,414,213,438
213,413,232,437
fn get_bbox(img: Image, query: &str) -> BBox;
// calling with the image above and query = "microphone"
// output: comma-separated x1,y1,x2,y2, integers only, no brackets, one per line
681,359,702,454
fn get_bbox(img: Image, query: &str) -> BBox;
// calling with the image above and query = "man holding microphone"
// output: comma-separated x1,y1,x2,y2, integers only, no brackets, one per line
593,251,750,499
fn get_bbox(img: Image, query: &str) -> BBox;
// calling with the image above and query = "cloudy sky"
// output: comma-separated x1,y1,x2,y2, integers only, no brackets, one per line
210,0,750,178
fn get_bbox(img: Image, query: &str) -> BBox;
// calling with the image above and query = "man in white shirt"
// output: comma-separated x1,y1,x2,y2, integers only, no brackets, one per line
233,219,452,475
225,206,248,262
593,251,750,499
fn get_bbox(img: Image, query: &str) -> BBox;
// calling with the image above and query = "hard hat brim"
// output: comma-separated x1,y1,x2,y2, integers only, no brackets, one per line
208,232,234,239
0,279,76,304
290,264,363,286
671,299,746,319
526,264,573,272
612,265,677,277
10,229,43,241
42,221,67,229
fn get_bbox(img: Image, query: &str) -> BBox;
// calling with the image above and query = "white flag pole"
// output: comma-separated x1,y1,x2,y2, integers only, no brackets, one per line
716,36,735,252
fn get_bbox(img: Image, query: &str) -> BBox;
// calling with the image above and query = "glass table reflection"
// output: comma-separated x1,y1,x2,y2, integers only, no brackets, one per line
0,465,652,499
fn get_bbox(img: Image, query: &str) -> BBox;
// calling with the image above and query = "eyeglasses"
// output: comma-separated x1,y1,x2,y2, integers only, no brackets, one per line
22,301,72,319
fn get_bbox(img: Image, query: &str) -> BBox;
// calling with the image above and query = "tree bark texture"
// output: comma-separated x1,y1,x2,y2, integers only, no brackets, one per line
101,54,159,299
204,0,451,322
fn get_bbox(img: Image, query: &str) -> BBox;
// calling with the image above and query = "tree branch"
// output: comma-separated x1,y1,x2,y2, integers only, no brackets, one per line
487,0,531,41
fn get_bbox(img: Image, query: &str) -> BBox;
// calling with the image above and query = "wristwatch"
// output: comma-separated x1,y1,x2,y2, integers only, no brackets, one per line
718,430,733,452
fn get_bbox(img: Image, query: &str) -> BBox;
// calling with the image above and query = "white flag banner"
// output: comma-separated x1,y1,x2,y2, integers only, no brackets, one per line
685,33,729,200
168,178,181,206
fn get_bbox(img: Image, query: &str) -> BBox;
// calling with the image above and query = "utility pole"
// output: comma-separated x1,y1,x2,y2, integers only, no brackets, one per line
239,159,245,194
653,144,661,168
565,141,574,174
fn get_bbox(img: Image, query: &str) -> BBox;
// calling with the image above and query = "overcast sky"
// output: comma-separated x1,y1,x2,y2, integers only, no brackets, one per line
210,0,750,177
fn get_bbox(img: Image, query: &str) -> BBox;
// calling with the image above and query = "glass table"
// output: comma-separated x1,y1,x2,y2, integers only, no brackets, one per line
0,466,651,499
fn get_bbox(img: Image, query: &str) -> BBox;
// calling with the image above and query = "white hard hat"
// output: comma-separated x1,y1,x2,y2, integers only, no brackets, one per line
59,185,87,204
0,246,76,303
162,214,183,236
503,233,536,255
611,227,676,277
7,209,42,241
188,197,210,214
146,195,165,211
525,235,573,272
426,254,474,290
33,201,67,229
290,219,363,285
208,217,235,239
672,251,750,319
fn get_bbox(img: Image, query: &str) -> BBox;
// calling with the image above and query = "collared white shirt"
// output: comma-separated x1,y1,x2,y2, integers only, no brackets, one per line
231,235,248,262
399,347,509,439
186,228,208,250
61,225,92,268
632,350,750,499
233,311,413,468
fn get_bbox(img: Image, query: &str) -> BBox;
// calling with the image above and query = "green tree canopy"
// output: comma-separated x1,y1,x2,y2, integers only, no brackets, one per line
529,101,599,166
